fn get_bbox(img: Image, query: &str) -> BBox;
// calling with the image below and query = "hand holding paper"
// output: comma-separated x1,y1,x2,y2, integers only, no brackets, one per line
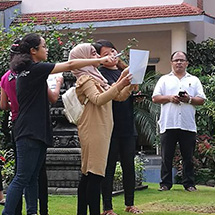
129,49,149,84
47,72,63,91
116,66,129,83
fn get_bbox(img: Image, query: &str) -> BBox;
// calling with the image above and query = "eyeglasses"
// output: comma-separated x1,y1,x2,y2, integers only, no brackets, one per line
172,59,187,63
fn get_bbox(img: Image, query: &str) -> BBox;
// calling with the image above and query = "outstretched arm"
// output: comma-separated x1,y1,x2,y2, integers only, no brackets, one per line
51,56,114,74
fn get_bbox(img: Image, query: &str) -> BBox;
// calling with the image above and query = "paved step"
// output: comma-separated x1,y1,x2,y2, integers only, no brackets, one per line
145,155,162,166
143,155,176,183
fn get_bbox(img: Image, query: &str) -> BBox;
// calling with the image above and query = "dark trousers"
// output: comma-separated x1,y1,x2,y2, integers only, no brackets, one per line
11,121,48,215
3,138,47,215
77,172,103,215
38,160,48,215
15,158,48,215
160,129,196,189
102,136,136,211
0,168,3,191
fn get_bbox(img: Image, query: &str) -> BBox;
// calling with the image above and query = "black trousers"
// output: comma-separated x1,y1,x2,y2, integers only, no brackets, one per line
160,129,196,189
77,172,103,215
102,136,136,211
0,168,3,191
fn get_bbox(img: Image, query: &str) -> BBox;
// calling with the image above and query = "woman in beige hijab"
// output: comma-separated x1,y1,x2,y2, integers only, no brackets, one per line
69,43,134,215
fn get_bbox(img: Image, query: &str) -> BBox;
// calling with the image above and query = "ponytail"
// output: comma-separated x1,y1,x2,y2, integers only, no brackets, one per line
10,54,32,73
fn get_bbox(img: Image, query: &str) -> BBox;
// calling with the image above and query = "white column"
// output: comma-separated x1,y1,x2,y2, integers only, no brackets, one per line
171,27,187,53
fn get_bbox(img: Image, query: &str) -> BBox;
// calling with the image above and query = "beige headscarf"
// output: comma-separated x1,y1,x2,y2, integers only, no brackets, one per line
69,43,109,89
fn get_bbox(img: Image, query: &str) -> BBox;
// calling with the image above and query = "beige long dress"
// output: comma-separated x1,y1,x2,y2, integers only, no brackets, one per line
76,75,132,177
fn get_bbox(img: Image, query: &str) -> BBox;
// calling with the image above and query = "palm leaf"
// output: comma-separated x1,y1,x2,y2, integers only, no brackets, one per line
134,70,161,147
134,98,160,145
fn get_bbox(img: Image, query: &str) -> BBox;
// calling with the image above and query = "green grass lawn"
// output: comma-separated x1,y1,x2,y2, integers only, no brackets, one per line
1,183,215,215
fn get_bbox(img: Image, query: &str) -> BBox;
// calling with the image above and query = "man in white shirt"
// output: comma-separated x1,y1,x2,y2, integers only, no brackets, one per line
152,51,206,192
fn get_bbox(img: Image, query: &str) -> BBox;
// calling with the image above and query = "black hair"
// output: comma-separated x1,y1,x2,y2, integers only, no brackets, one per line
10,33,41,73
171,51,188,61
92,39,128,70
92,39,117,55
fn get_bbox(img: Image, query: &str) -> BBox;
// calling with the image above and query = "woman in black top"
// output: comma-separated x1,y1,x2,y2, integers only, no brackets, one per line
2,33,114,215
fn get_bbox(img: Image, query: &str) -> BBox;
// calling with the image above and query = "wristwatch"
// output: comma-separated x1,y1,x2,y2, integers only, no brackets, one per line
188,97,192,104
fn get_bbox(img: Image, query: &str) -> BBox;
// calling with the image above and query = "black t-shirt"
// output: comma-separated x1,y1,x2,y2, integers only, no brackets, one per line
99,66,136,137
14,61,55,146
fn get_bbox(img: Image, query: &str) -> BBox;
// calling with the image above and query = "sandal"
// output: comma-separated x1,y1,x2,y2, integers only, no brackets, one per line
125,206,143,214
0,198,5,205
101,209,118,215
158,185,170,191
185,186,197,192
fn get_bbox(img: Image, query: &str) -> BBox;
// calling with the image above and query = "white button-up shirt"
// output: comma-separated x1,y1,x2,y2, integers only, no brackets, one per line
152,72,206,134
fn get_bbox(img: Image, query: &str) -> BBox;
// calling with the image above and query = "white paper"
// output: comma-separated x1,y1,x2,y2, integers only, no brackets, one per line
129,49,149,84
47,73,63,91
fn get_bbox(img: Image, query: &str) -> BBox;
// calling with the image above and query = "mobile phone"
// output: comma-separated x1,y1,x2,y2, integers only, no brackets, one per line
178,91,186,97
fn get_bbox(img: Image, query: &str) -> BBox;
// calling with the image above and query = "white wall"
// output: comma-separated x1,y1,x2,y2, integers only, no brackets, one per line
188,22,205,42
189,21,215,43
204,0,215,17
92,30,171,74
204,22,215,40
183,0,197,7
21,0,183,13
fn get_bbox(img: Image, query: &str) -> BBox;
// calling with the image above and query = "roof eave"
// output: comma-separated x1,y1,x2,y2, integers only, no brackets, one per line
28,14,215,31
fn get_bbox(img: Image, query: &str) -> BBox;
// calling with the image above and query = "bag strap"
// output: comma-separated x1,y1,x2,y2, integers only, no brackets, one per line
83,97,89,105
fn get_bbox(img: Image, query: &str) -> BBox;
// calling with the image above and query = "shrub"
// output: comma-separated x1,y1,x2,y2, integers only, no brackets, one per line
113,152,146,191
0,149,15,187
173,134,215,185
187,38,215,136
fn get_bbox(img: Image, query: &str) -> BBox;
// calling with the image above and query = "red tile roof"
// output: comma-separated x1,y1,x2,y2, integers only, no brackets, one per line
17,3,206,25
0,1,20,11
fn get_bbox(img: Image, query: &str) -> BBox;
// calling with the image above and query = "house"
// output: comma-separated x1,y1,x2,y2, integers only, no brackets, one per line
1,0,215,73
0,0,21,30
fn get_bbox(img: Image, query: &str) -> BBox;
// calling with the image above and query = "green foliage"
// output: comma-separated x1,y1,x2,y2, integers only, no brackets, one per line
187,38,215,75
174,134,215,185
0,148,15,187
134,71,161,147
41,23,95,63
187,38,215,136
113,153,146,191
120,38,139,65
0,111,11,149
0,19,36,74
120,38,161,148
134,152,147,184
